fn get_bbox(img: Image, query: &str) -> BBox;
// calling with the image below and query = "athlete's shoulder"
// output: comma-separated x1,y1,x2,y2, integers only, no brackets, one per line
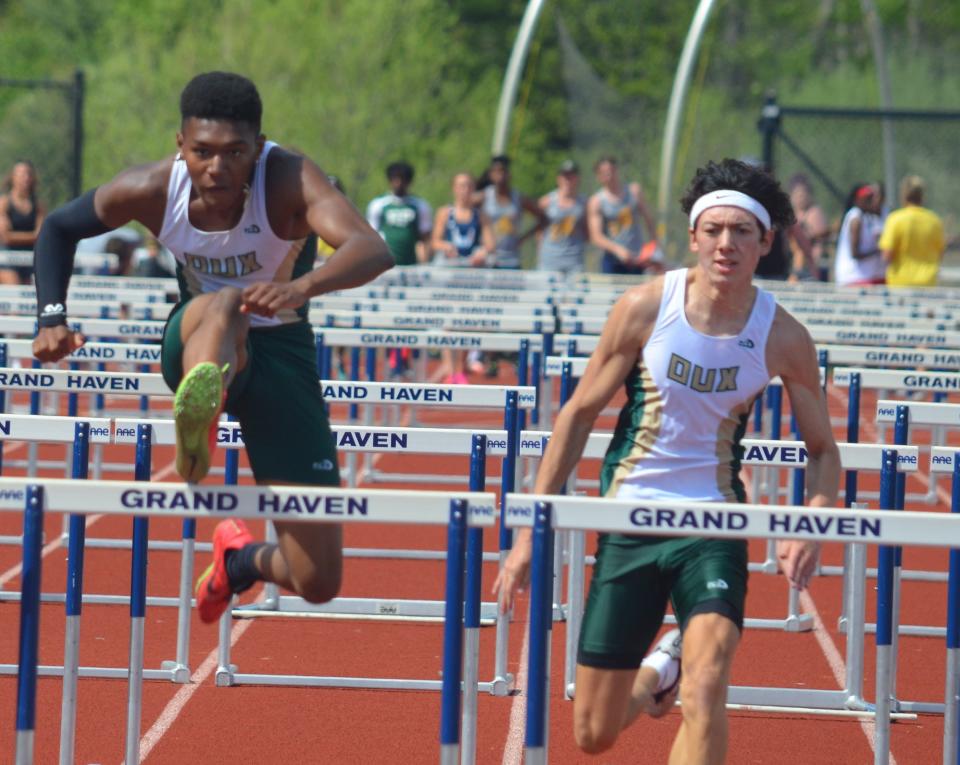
95,156,175,230
104,157,175,201
768,303,816,375
612,275,665,333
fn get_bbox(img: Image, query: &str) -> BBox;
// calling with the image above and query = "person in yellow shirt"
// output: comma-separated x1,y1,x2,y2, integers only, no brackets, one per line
879,175,945,287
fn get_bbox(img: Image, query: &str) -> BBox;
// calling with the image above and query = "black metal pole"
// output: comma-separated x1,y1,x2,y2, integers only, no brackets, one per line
757,91,780,174
71,69,84,199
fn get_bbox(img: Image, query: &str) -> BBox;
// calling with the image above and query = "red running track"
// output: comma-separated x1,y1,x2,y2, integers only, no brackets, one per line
0,372,953,763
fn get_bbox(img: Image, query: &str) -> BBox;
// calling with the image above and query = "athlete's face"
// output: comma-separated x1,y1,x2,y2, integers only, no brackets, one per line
557,171,579,194
10,162,35,195
177,118,263,211
594,161,616,187
452,173,475,205
689,206,773,284
489,163,509,188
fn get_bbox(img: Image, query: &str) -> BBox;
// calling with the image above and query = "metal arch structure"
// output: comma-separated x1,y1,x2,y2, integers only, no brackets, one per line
490,1,895,249
491,0,549,156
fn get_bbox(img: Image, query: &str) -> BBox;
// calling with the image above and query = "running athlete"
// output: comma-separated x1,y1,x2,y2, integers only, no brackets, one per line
537,159,588,275
587,156,660,275
31,71,393,622
495,158,840,763
366,161,433,267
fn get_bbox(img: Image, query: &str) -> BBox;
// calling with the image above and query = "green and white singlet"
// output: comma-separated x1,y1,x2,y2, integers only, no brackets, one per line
159,141,314,326
600,268,776,504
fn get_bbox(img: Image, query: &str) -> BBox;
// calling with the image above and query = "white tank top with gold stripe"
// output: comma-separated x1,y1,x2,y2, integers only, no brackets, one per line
600,267,776,502
158,141,310,327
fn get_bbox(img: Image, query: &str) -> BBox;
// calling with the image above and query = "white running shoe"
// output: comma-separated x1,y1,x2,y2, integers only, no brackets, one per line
649,628,682,702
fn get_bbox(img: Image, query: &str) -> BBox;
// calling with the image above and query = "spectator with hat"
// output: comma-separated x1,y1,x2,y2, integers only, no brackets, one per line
537,159,588,275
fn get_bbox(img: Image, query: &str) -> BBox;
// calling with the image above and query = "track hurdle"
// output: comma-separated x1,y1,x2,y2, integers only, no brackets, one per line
520,430,920,708
2,478,495,765
505,459,960,764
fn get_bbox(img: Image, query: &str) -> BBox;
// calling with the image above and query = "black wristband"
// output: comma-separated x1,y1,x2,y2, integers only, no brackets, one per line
34,188,111,326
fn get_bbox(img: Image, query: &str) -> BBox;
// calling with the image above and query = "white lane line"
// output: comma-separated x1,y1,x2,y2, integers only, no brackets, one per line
501,605,530,765
0,458,177,586
138,595,263,763
800,591,898,765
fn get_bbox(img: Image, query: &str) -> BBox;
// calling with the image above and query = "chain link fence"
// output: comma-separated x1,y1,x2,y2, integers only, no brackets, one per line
763,99,960,255
0,71,84,210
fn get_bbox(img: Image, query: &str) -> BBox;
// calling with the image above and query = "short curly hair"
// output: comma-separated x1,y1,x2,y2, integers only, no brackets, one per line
180,72,262,132
680,158,795,233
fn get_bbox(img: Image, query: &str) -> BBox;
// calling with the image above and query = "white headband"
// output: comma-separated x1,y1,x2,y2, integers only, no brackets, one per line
689,189,771,231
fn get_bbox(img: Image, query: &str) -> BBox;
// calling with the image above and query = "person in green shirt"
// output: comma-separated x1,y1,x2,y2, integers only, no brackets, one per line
366,161,432,266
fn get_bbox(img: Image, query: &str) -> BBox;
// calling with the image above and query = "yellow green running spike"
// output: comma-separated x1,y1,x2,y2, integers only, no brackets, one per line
173,362,227,483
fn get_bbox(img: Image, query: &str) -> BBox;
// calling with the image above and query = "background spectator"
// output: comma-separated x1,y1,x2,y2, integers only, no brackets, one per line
477,155,544,269
587,156,660,275
366,161,432,266
132,237,176,278
537,159,588,275
431,172,493,268
834,183,886,286
879,174,945,287
788,173,830,280
0,159,45,284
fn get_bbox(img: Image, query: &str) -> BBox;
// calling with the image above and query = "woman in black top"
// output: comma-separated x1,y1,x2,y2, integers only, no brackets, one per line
0,160,45,284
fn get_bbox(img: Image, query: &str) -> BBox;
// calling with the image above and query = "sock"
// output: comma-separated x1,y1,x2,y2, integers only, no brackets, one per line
225,542,272,594
641,650,679,694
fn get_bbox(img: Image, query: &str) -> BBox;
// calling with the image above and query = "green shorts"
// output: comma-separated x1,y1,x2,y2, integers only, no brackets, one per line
577,534,748,669
161,300,340,486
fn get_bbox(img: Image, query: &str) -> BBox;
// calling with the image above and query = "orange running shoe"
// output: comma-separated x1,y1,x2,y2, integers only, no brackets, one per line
173,362,227,483
195,519,254,623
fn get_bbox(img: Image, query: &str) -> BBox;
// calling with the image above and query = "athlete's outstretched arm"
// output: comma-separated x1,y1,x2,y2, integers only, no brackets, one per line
32,161,172,362
241,154,391,317
771,308,841,589
493,282,661,612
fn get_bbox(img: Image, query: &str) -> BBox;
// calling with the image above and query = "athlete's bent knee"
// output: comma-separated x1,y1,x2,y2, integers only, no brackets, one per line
291,573,341,604
574,716,619,754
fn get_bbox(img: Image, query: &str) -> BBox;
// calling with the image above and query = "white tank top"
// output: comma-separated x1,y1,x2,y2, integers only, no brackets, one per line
601,268,776,503
159,141,311,327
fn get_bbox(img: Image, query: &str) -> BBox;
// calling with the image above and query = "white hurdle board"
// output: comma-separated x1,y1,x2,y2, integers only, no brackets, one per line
503,494,958,547
877,399,960,425
834,368,960,393
114,419,511,456
0,478,498,527
518,431,920,471
0,414,112,443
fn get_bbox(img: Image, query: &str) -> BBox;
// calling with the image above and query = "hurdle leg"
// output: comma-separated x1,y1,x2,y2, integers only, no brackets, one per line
59,516,84,765
439,499,467,765
15,486,44,765
124,516,149,765
943,459,960,765
781,466,812,632
524,501,553,765
564,529,586,700
262,521,280,608
460,435,486,765
161,519,195,684
215,598,237,686
874,450,897,765
843,542,869,710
